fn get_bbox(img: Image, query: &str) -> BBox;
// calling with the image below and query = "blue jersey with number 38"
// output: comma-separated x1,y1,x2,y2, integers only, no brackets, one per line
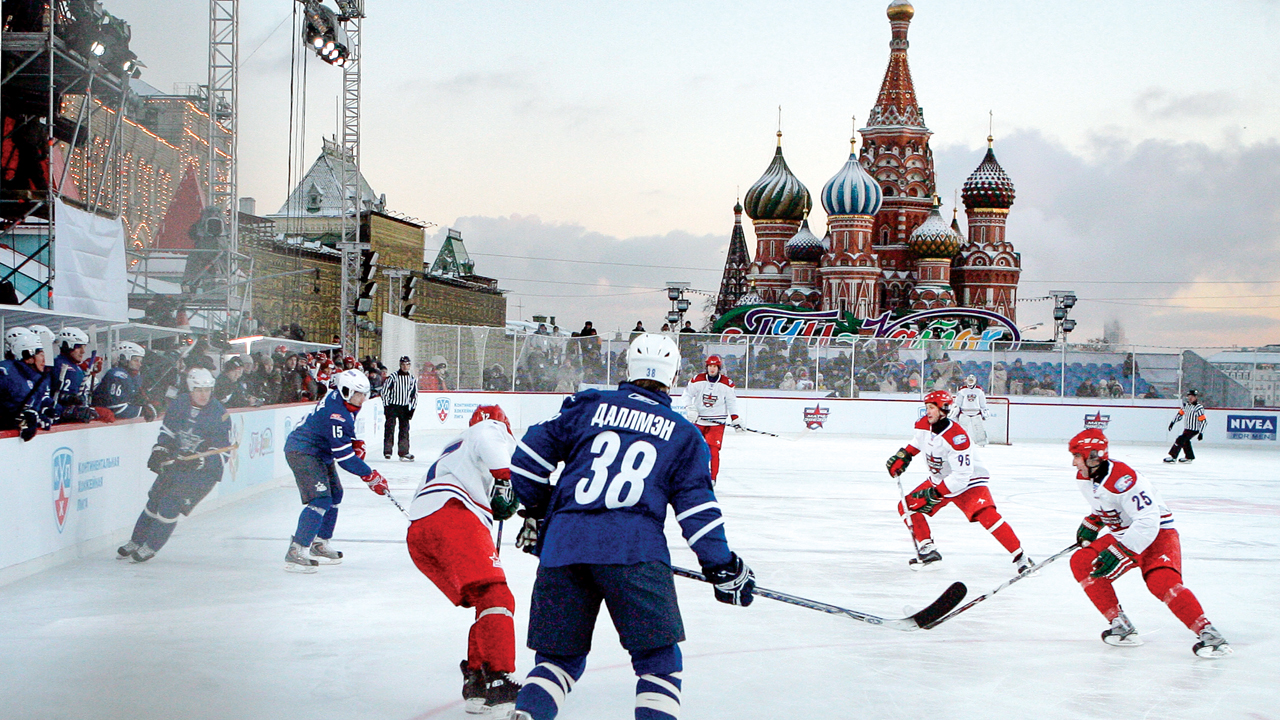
511,382,732,569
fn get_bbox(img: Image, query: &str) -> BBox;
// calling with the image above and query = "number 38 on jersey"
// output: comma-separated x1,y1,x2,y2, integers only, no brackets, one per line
573,430,657,509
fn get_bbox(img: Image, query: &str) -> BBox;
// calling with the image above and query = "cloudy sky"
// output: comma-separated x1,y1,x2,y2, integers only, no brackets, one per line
104,0,1280,347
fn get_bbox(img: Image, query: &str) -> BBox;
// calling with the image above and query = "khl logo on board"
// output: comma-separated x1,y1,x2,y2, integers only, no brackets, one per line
52,446,74,533
436,396,451,423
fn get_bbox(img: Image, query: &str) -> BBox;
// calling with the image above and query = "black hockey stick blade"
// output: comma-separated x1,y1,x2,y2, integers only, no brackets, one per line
920,543,1079,630
672,565,966,631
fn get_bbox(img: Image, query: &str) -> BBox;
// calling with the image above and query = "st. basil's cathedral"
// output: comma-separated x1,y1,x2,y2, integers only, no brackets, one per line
715,0,1021,327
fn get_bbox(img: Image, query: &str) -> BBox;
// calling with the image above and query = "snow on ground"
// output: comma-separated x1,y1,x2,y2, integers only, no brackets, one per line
0,428,1275,720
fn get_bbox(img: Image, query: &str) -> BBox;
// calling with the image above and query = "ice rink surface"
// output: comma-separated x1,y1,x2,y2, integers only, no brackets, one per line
1,428,1275,720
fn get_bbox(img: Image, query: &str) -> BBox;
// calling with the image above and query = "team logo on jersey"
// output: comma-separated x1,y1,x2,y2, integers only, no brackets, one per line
803,404,829,429
436,396,451,423
52,446,73,532
1084,411,1111,429
1114,475,1135,492
954,434,968,445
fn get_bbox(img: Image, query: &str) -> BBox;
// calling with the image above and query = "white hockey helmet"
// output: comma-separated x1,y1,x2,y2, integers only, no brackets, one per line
334,368,371,403
27,324,55,353
4,326,34,355
114,341,146,364
57,326,89,350
187,367,216,391
965,374,977,387
627,333,680,389
8,330,44,361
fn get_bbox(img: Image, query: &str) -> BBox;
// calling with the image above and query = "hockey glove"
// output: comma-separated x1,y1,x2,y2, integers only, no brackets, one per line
94,406,116,423
19,409,40,441
69,405,98,423
141,403,158,422
905,485,944,515
352,439,367,460
1076,513,1104,546
1089,536,1137,581
362,470,389,496
514,515,541,555
1168,421,1176,432
703,553,755,607
490,478,519,522
886,448,913,478
147,446,172,474
1197,432,1203,441
173,455,206,472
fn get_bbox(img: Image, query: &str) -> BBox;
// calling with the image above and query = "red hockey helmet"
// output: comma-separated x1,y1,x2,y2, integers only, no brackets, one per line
1069,429,1109,461
923,390,953,410
470,404,512,435
706,354,723,369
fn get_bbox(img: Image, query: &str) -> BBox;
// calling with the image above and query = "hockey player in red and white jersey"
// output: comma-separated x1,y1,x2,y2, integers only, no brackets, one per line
951,374,990,447
1066,429,1231,657
886,390,1033,572
683,354,740,484
406,404,524,715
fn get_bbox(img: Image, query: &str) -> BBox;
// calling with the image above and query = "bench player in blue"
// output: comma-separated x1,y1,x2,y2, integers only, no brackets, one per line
282,368,388,572
92,341,157,421
509,333,755,720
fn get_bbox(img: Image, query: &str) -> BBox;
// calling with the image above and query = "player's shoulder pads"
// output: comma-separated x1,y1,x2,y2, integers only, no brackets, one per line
690,373,708,384
1102,461,1140,494
717,375,736,388
913,416,932,431
942,423,971,450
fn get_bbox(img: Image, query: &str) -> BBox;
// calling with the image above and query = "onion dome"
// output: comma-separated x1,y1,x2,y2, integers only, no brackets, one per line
887,0,914,21
821,143,883,217
744,134,812,222
736,282,764,307
785,219,825,263
961,137,1016,210
908,199,962,259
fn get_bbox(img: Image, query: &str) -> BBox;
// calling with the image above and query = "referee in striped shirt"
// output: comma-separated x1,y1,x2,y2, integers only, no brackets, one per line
1165,388,1207,464
383,356,418,461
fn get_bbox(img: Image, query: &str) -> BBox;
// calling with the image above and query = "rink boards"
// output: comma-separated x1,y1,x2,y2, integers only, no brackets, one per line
3,391,1277,584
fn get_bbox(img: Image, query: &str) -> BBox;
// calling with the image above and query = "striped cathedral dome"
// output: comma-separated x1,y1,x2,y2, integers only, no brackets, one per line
744,138,812,222
821,148,883,217
784,219,826,263
908,201,962,259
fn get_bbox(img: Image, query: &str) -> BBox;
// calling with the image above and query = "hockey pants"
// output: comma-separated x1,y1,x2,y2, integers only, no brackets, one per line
383,403,412,457
1169,429,1197,460
897,485,1022,554
1070,528,1208,633
129,467,220,553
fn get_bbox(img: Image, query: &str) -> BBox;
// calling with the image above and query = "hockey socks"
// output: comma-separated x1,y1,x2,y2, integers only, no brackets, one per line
316,504,339,542
464,583,517,674
515,653,586,720
632,645,682,720
973,507,1022,554
1145,568,1209,633
1071,546,1122,618
292,498,331,547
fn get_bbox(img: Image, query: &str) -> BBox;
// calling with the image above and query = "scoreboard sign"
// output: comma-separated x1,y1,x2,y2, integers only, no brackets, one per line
1226,415,1277,441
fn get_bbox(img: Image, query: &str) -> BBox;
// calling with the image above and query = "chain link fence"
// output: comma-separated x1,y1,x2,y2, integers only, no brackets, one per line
380,316,1266,409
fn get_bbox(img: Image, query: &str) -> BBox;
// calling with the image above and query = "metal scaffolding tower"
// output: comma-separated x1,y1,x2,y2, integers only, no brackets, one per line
336,0,365,355
207,0,241,334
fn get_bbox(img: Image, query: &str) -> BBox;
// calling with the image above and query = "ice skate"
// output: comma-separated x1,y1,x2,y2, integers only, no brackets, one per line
310,538,343,564
1101,612,1142,647
399,453,415,462
1178,457,1194,464
460,660,485,714
1013,549,1036,575
1192,625,1232,658
511,713,533,720
908,539,942,570
284,541,319,573
383,453,392,460
117,541,139,559
129,544,156,563
1162,456,1176,463
481,664,521,718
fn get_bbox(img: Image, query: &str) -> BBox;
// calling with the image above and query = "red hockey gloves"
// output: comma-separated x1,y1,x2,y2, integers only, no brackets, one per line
886,448,913,477
362,470,389,496
94,406,116,423
352,439,367,460
514,515,541,555
490,475,519,522
703,553,755,607
906,485,944,515
147,446,171,474
1089,536,1137,580
1076,513,1104,546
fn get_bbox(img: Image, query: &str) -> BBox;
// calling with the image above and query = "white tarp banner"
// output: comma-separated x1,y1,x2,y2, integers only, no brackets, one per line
52,197,127,320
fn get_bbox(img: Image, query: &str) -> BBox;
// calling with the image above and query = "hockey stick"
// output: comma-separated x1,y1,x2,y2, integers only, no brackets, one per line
672,565,967,631
160,443,239,466
920,543,1080,630
495,521,504,557
384,490,411,520
709,420,779,438
895,474,922,557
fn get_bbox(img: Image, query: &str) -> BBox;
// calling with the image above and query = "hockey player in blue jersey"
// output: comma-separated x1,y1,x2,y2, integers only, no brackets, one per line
509,333,755,720
50,326,112,424
119,368,233,562
0,329,55,440
282,368,388,573
92,341,157,421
